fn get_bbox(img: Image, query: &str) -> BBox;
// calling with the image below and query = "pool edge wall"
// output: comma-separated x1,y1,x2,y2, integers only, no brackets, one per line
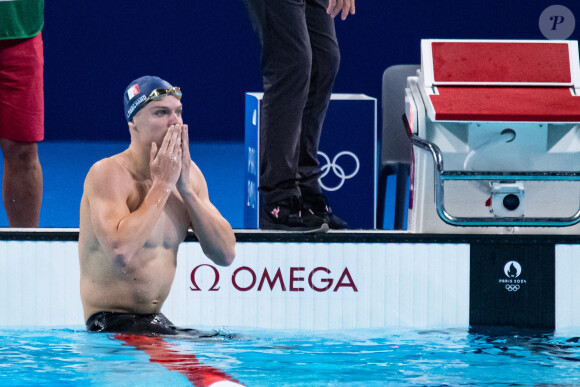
0,229,578,332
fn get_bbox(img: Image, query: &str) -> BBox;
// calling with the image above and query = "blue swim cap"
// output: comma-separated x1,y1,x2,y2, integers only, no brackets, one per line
123,75,172,122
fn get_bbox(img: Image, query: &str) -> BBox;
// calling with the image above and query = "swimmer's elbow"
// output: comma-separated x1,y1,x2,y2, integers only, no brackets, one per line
210,246,236,267
113,252,132,268
223,248,236,267
111,245,136,268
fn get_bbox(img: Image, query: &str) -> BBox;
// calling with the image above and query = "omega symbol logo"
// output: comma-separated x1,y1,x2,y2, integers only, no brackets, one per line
317,151,360,192
190,264,220,291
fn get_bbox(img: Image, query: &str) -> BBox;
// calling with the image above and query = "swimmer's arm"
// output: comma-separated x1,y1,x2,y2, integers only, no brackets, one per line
85,159,172,267
179,162,236,266
177,126,235,266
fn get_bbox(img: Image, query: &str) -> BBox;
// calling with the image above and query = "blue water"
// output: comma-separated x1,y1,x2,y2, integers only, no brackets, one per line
1,327,580,386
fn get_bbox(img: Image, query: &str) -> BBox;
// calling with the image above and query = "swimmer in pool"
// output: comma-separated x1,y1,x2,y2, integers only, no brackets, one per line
78,76,236,336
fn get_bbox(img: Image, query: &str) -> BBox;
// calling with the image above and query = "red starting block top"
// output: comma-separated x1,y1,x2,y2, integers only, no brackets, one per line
421,40,580,122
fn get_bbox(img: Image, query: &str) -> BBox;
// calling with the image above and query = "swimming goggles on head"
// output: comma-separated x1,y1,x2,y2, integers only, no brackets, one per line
142,86,182,106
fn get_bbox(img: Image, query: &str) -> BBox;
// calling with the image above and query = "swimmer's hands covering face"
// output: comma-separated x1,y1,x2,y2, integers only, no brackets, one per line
176,124,190,193
150,125,183,190
327,0,355,20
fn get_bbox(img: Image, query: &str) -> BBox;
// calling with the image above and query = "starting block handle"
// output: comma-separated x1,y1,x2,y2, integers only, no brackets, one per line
411,134,580,227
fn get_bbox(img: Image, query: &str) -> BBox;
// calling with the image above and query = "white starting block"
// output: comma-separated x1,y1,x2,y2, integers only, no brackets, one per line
405,39,580,234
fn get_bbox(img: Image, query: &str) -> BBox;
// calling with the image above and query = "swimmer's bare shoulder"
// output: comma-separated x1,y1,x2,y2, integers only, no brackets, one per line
80,154,135,232
83,155,135,209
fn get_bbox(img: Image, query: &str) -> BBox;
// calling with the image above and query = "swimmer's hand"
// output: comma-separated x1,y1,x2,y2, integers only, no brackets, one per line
176,124,191,193
150,125,182,190
327,0,355,20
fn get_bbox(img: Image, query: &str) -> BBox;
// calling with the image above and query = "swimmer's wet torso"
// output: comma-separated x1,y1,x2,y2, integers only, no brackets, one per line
78,149,190,320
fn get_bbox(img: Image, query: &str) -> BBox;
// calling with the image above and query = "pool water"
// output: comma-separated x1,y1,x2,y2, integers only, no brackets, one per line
1,326,580,386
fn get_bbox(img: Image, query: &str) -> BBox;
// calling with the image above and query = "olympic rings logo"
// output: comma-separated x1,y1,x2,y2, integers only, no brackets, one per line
505,284,520,292
317,151,360,192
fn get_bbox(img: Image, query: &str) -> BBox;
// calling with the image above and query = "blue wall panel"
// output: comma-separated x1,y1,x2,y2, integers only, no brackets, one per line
42,1,580,142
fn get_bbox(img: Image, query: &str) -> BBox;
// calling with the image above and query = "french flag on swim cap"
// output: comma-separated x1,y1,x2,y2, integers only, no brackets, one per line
123,75,173,122
127,84,140,100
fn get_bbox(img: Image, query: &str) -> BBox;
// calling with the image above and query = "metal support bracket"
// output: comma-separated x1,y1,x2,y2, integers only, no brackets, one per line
412,134,580,227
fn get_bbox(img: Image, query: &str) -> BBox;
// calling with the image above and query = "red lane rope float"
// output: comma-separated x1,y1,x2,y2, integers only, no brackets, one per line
116,334,244,387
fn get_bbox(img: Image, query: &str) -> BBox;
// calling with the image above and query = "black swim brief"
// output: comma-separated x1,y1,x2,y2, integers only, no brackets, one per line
86,312,219,337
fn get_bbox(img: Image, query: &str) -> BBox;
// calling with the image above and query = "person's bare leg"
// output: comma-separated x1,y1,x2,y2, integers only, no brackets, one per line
0,138,43,227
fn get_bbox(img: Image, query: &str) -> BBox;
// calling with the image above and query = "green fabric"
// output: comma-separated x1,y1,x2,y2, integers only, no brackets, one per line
0,0,44,40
